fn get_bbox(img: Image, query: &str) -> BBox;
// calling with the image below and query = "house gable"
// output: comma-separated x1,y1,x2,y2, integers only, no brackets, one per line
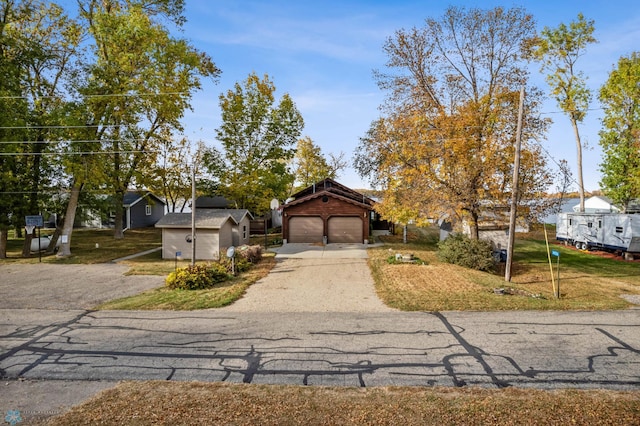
123,190,166,230
282,180,373,244
290,178,374,207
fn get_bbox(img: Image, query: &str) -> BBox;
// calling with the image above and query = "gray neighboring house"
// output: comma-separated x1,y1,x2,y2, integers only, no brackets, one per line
123,191,166,230
155,209,252,260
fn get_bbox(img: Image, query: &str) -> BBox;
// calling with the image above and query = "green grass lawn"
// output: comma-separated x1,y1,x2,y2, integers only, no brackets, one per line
3,227,162,264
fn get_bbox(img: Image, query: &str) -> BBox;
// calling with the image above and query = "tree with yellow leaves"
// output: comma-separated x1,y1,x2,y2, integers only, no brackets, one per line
355,6,553,238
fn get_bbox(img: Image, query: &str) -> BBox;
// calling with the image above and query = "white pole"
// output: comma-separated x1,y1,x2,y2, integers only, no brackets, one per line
191,165,196,266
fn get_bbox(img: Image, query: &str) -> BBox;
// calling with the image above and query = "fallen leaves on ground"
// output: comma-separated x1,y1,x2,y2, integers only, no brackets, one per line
47,381,640,425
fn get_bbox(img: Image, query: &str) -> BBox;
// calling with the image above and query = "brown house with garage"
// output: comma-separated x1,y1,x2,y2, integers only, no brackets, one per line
282,179,375,244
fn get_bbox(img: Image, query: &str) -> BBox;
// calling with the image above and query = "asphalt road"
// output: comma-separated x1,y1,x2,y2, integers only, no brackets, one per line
1,244,639,422
2,308,639,389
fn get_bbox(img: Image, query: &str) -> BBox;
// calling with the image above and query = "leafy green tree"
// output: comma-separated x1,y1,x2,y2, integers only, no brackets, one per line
0,0,81,257
77,0,219,239
0,0,25,257
148,136,211,213
355,6,551,238
211,72,304,213
529,13,597,212
598,52,640,211
290,136,346,191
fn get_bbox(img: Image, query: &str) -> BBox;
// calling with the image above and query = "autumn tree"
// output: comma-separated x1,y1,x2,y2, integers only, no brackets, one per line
208,72,304,213
77,0,219,240
598,52,640,211
355,6,552,238
290,136,346,191
529,13,597,212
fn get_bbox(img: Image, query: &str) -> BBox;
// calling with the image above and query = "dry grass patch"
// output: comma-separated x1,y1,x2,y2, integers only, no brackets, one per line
369,227,640,311
48,381,640,425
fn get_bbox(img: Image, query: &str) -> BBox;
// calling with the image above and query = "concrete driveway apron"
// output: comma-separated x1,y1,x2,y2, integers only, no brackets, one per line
221,243,393,313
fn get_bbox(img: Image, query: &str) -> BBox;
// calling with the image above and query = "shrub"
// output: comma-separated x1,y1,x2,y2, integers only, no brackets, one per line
165,263,230,290
236,245,263,264
437,233,495,271
219,256,252,274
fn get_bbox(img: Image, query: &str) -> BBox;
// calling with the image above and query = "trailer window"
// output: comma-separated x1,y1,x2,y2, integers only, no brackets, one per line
616,226,623,233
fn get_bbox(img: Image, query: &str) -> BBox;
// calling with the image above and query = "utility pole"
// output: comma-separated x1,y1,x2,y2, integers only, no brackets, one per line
505,86,525,282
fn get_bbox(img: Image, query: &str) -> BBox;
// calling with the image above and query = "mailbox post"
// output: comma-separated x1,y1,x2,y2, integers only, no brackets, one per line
551,250,560,299
25,215,44,262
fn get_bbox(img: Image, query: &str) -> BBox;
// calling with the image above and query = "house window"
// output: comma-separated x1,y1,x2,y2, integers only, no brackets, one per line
243,225,247,239
587,222,593,228
616,226,623,233
145,205,151,216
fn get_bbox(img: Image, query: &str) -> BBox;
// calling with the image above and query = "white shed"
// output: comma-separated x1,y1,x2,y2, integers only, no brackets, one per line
155,210,240,260
227,209,254,247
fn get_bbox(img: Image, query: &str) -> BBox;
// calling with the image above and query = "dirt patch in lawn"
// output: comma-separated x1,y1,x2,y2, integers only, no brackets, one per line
47,381,640,425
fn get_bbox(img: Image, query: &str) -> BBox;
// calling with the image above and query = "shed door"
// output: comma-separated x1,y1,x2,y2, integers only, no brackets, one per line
289,216,323,243
328,217,363,243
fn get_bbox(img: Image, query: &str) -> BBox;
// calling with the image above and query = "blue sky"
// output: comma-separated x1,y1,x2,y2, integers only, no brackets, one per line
69,1,640,192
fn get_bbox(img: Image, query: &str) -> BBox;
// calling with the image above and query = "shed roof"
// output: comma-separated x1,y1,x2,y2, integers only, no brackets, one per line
155,210,238,229
227,209,254,223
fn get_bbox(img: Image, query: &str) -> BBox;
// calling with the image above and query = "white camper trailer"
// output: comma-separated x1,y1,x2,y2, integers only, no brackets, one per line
556,212,640,257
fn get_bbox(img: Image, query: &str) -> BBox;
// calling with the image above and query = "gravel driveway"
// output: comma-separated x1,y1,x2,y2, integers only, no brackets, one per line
222,243,394,312
0,244,389,312
0,263,163,310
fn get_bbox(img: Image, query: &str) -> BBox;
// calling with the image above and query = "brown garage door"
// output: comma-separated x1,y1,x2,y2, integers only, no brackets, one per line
289,216,323,243
328,217,363,243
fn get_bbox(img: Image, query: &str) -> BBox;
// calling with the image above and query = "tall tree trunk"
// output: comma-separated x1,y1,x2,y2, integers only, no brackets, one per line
21,228,33,258
571,118,585,213
45,225,62,255
57,180,83,257
469,210,480,240
113,189,125,239
22,132,44,257
0,228,8,259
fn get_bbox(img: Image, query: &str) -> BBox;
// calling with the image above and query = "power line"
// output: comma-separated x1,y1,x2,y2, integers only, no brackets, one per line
0,150,159,156
10,139,152,145
0,92,187,100
0,124,121,130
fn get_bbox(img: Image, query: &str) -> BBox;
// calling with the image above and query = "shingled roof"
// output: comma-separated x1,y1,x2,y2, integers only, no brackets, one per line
155,210,239,229
286,178,374,208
